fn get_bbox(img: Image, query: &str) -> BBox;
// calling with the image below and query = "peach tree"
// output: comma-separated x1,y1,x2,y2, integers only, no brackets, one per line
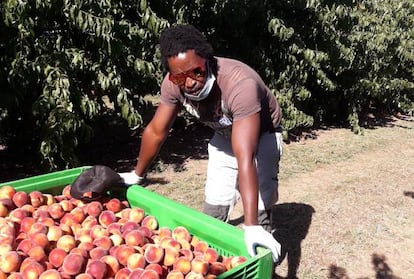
0,0,169,168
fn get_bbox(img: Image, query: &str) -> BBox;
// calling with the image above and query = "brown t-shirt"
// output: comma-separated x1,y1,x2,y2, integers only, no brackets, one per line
160,57,282,137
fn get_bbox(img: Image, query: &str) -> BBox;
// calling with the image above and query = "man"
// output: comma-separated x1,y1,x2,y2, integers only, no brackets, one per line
120,24,283,263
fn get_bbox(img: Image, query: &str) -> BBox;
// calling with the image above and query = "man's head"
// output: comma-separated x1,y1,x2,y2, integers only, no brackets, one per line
159,24,216,74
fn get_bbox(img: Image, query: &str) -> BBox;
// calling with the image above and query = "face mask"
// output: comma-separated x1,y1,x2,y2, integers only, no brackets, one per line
184,65,216,101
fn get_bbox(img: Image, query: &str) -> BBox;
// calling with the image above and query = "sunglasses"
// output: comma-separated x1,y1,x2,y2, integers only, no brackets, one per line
169,63,206,85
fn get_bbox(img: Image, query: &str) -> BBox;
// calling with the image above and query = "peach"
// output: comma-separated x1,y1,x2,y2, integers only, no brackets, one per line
179,248,194,261
21,204,35,214
124,229,146,247
56,235,76,253
8,208,30,223
126,252,146,270
29,191,45,208
138,226,153,238
20,216,36,233
0,243,12,254
184,271,204,279
98,210,117,228
0,185,16,199
7,273,24,279
205,275,218,279
76,232,93,244
48,203,65,220
106,222,122,235
141,215,158,231
38,216,55,227
62,185,72,199
128,268,144,279
160,237,181,251
121,220,139,233
85,259,107,279
0,203,8,217
75,274,93,279
100,255,119,277
47,226,63,242
39,269,62,279
117,208,130,220
115,244,136,266
32,205,50,219
27,245,47,262
0,235,14,249
193,240,208,253
114,267,131,279
90,225,109,239
0,251,21,273
145,263,166,277
89,246,108,260
13,191,29,208
128,207,145,223
163,247,179,267
229,255,247,268
60,200,74,212
0,198,14,211
61,253,85,275
86,201,103,217
203,247,219,263
104,198,122,213
172,226,192,242
59,213,76,227
93,236,113,250
173,257,192,275
208,261,227,276
144,244,165,264
157,227,172,238
166,270,185,279
59,223,73,235
71,198,86,208
109,233,124,246
81,216,98,229
16,238,33,255
77,241,94,252
191,257,209,275
29,232,49,248
48,247,68,268
28,222,48,236
70,207,86,224
21,260,45,279
139,269,160,279
43,193,56,206
177,238,191,250
70,247,88,258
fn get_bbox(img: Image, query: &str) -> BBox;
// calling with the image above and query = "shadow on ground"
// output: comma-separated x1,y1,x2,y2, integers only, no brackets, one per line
328,253,402,279
229,202,315,279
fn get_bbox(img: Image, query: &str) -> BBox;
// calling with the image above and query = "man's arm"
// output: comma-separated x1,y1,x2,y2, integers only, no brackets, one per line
231,112,261,225
134,103,180,177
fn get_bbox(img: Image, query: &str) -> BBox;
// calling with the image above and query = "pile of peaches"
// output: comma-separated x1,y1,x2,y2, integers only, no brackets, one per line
0,185,247,279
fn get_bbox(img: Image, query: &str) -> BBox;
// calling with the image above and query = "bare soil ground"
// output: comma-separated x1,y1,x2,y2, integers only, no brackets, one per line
144,115,414,279
1,115,413,279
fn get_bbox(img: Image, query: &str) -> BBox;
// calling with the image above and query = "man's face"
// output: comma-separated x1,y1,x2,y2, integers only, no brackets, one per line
167,49,207,96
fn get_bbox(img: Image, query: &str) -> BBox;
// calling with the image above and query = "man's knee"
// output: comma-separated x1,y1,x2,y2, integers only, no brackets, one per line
258,209,273,233
203,202,230,222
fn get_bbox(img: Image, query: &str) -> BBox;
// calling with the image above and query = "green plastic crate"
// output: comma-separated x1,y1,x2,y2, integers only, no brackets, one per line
0,167,274,279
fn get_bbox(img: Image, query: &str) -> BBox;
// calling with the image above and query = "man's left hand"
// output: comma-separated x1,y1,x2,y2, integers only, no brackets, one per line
243,225,281,264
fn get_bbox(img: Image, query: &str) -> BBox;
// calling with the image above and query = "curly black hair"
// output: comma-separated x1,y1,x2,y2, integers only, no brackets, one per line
159,24,217,74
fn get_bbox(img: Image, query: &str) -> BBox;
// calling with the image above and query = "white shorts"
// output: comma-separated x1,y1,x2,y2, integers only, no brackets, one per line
204,131,282,211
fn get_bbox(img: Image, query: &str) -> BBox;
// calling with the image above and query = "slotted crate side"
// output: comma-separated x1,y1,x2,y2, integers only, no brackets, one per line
0,167,274,279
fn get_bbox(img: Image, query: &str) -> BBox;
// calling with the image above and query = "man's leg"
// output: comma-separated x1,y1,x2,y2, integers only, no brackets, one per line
203,133,238,221
256,132,283,232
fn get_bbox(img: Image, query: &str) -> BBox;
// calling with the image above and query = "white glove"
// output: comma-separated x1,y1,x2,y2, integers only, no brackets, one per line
118,170,144,185
243,225,281,264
